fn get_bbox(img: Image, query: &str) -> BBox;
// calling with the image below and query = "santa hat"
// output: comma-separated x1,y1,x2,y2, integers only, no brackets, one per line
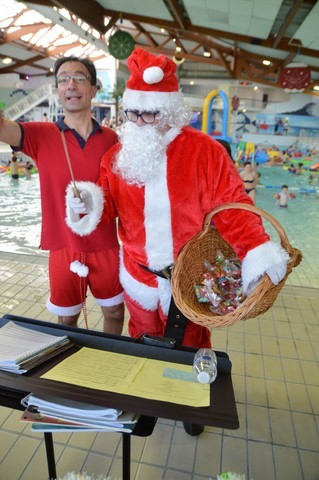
122,48,184,111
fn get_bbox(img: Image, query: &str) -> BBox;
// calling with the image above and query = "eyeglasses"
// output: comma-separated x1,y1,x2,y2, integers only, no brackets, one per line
124,110,160,124
56,74,91,85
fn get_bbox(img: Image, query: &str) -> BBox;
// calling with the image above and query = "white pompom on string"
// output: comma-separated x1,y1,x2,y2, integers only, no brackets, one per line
143,66,164,85
70,260,89,277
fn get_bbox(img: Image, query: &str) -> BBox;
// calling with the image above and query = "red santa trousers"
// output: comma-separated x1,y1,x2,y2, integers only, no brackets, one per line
124,292,211,348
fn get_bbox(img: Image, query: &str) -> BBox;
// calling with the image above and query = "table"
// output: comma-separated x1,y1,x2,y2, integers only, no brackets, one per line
0,314,239,479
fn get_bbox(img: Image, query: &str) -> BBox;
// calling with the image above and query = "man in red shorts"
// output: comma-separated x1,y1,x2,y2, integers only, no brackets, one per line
0,56,124,333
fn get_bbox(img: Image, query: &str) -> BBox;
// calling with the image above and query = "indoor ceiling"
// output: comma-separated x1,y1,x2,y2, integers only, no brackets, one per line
1,0,319,95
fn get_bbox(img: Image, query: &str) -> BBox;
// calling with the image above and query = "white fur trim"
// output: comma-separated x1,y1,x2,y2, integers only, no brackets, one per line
143,66,164,84
242,241,290,293
144,153,174,270
95,291,124,307
46,298,82,316
123,88,184,111
162,127,181,146
157,276,172,315
70,260,89,277
120,249,159,311
65,181,104,236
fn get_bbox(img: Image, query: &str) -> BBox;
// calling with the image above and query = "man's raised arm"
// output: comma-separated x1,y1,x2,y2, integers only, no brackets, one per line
0,111,22,147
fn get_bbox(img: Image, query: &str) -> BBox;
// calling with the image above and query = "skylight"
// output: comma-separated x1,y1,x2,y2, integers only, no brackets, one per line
0,0,108,62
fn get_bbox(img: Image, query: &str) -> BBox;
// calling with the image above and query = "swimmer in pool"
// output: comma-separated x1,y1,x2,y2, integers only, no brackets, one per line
239,161,259,204
274,185,295,208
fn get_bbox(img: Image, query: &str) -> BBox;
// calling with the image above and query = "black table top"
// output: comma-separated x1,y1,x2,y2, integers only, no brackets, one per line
0,314,239,430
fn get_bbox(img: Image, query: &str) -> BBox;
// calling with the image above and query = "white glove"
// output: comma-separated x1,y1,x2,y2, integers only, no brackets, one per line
68,190,92,215
65,180,104,236
242,241,290,295
265,261,287,285
245,261,288,295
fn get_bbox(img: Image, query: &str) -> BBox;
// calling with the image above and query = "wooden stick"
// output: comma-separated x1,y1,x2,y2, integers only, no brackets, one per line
60,131,81,198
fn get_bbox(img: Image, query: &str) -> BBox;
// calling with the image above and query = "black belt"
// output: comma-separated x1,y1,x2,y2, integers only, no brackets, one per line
138,263,173,280
138,263,188,345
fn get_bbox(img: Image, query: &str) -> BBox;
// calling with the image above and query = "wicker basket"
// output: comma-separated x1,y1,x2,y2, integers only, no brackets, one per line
171,202,302,328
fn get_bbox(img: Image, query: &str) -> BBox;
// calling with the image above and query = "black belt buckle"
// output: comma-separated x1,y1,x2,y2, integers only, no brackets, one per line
160,265,173,280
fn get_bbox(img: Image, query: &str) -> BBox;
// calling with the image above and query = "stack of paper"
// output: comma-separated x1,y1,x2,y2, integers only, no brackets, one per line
21,393,139,433
0,321,73,374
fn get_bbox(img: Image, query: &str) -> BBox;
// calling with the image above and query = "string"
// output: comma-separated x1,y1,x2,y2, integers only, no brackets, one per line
80,252,89,330
60,130,80,198
60,132,88,328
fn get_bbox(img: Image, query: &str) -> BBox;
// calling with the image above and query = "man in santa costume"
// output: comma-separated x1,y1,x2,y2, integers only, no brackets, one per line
67,48,289,349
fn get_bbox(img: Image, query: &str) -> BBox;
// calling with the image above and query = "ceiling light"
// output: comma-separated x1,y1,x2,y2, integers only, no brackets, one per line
176,46,182,52
254,86,258,90
190,80,194,85
2,57,12,64
263,60,271,66
313,86,319,91
203,51,211,58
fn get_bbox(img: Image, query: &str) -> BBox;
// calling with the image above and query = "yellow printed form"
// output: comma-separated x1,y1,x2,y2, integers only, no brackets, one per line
130,358,209,407
41,348,145,394
41,347,209,407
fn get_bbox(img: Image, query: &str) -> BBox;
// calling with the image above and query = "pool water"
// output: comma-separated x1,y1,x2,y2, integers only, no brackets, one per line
256,164,319,192
254,166,319,288
0,167,318,288
0,173,43,256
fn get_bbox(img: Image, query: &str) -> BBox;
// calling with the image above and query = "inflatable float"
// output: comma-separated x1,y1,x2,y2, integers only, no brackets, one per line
310,162,319,172
1,164,38,176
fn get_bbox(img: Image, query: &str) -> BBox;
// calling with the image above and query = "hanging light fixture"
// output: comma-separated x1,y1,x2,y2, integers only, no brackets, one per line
172,44,185,65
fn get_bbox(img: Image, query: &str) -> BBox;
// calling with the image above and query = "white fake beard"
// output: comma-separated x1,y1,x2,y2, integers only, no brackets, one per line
114,122,167,186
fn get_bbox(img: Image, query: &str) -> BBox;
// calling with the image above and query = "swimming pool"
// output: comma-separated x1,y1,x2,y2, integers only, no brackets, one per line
0,166,318,288
256,164,319,193
0,173,43,256
255,166,319,288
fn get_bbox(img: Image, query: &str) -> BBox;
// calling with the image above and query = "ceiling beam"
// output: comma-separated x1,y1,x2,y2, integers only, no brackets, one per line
216,51,235,78
283,51,297,66
0,55,48,74
132,22,158,47
163,0,188,30
5,24,51,42
29,1,319,63
272,0,304,49
27,0,107,33
2,0,319,89
134,42,225,67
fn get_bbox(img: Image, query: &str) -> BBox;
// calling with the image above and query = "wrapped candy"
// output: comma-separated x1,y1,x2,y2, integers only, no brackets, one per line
194,251,246,315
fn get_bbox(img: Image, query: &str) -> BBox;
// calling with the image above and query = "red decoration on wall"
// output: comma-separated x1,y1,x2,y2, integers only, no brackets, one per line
280,63,311,93
231,95,240,110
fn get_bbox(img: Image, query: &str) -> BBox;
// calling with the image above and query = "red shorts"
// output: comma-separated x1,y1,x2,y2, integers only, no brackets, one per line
46,247,124,316
124,293,211,348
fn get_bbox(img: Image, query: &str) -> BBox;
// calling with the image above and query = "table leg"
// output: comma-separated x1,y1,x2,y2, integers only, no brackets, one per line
122,433,131,480
44,432,57,480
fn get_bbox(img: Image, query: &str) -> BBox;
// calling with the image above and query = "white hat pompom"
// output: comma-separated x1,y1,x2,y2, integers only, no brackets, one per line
143,66,164,85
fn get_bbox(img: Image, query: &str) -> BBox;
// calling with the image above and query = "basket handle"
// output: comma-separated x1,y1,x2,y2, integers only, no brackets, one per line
203,202,291,252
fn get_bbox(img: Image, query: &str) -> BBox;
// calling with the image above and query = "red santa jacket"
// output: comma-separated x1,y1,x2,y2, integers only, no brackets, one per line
67,126,287,313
